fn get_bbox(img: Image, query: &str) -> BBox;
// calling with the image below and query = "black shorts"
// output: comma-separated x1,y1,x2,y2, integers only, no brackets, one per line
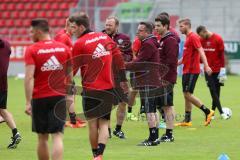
182,74,199,94
0,91,7,109
32,96,66,134
205,72,224,87
82,89,114,120
130,72,136,89
139,86,158,113
156,84,174,108
113,87,128,105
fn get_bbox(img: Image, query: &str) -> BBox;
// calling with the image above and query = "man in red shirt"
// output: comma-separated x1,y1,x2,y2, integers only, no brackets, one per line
54,17,86,128
24,19,72,160
176,18,214,127
196,25,229,120
0,38,22,149
54,18,73,49
69,15,128,160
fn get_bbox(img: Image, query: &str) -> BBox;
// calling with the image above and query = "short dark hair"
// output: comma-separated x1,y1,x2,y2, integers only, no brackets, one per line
31,18,49,33
157,12,170,18
155,15,170,29
196,25,207,34
178,18,191,27
139,22,153,33
69,14,90,28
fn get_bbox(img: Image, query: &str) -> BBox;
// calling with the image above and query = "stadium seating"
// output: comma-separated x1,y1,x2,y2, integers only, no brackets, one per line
0,0,78,41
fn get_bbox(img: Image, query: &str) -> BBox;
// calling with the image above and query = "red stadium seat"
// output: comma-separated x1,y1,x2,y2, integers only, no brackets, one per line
49,19,58,27
0,20,5,27
0,28,9,35
7,3,16,10
24,3,33,10
19,11,28,18
0,3,7,10
33,3,41,10
20,28,28,35
55,11,64,18
57,19,66,26
11,28,18,35
11,11,20,18
6,19,14,27
2,11,11,19
52,3,59,10
28,11,37,19
42,3,51,10
15,19,23,27
38,11,47,18
46,11,54,18
16,3,24,10
60,2,68,10
23,20,31,27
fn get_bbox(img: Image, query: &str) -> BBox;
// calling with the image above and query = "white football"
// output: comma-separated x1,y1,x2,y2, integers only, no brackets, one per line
222,107,232,118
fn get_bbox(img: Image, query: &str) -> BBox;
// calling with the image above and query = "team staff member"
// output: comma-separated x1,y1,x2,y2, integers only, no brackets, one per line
25,19,72,160
103,16,136,139
154,15,179,142
196,25,229,120
69,14,128,160
176,18,214,127
0,38,21,149
126,22,160,146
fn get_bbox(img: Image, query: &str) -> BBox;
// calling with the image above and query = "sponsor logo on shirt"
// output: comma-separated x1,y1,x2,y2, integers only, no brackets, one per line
203,48,216,52
37,48,65,54
92,43,110,59
41,55,63,71
85,36,108,45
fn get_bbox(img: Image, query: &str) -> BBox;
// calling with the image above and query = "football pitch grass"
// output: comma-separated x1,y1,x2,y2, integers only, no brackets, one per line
0,76,239,160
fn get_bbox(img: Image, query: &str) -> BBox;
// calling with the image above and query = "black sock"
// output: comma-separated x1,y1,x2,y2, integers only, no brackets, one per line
108,128,111,135
69,112,76,124
166,129,173,138
185,111,191,122
128,106,132,113
97,143,106,156
12,128,18,137
200,105,210,115
115,125,122,132
149,127,157,141
92,148,98,157
156,128,159,139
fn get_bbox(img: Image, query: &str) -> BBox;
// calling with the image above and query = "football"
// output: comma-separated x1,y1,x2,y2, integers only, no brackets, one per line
222,107,232,118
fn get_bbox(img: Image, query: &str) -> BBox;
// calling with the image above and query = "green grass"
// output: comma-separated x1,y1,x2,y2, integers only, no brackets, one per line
0,76,240,160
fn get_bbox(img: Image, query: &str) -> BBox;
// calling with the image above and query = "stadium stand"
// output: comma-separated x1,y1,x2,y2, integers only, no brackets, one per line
0,0,78,42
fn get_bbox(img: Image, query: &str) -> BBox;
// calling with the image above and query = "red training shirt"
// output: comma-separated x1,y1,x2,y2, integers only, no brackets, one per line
54,29,73,50
182,32,202,74
25,40,71,99
200,33,225,73
72,31,125,91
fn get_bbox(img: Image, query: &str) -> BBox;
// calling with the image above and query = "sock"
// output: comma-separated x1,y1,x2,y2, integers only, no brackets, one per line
200,105,210,115
185,111,191,122
97,143,106,156
92,148,98,157
12,128,18,137
166,129,173,138
115,125,122,132
156,128,159,139
149,127,157,141
108,128,111,136
128,106,132,113
69,112,76,124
